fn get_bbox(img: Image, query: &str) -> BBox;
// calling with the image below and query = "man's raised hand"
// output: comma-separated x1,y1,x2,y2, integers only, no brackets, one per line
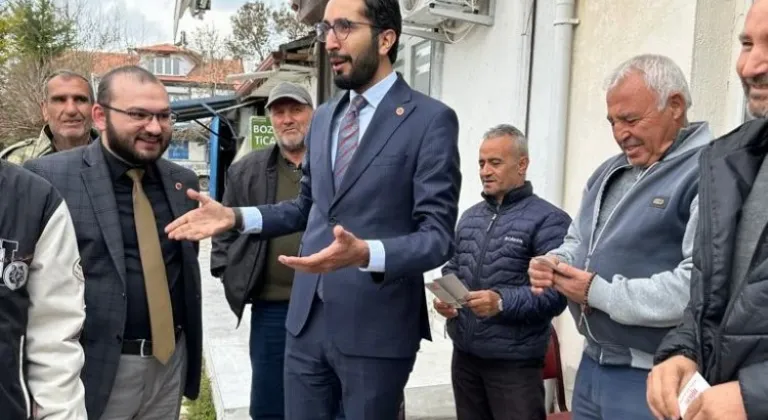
165,189,236,241
279,225,370,273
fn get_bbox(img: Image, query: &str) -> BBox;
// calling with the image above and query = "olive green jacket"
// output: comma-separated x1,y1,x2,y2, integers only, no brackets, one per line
0,126,98,165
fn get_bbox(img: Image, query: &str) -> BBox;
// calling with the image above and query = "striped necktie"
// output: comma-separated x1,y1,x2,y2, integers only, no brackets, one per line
333,94,368,188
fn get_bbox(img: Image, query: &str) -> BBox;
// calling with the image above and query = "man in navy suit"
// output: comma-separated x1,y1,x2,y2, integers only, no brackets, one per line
166,0,461,418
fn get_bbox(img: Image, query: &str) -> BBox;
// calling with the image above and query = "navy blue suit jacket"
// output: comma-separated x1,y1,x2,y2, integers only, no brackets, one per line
257,76,461,359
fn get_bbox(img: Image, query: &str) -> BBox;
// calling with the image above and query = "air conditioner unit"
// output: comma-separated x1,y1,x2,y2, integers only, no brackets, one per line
400,0,471,28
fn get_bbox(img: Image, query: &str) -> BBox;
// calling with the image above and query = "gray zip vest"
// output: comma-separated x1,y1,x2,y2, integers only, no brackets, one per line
570,122,710,366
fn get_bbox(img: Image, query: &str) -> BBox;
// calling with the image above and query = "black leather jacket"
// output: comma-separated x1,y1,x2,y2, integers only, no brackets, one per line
210,145,281,323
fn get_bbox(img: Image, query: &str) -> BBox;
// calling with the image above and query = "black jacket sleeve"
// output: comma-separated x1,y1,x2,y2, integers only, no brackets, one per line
210,165,241,278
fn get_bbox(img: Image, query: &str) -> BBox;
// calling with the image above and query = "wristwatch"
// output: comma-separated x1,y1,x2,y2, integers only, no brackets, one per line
232,207,244,231
497,298,504,313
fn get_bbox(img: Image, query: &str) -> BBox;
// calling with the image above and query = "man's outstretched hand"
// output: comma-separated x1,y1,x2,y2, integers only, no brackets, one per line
279,225,370,273
165,189,235,241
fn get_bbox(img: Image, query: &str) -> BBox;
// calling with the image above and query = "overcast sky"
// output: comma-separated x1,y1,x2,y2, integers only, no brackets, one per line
92,0,290,46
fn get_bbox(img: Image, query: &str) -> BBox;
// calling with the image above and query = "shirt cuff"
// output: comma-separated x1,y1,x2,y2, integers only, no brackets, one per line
240,207,263,233
359,240,385,272
586,274,611,311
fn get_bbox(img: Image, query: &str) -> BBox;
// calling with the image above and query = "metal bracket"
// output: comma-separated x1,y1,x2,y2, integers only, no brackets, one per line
423,0,496,27
553,18,580,26
200,103,239,141
428,4,494,27
402,26,453,43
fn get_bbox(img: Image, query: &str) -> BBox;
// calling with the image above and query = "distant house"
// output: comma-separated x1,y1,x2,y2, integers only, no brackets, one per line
79,43,244,187
89,43,244,102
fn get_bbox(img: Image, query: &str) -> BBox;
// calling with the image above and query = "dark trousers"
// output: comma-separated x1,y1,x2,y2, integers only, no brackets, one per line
284,298,416,420
249,301,290,419
451,348,545,420
571,354,655,420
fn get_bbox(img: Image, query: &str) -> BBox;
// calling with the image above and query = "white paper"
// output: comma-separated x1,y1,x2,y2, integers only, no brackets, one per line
678,372,711,417
425,273,470,308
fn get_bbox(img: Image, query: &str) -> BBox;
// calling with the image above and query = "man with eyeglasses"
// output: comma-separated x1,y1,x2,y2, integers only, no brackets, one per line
164,0,461,419
25,65,203,420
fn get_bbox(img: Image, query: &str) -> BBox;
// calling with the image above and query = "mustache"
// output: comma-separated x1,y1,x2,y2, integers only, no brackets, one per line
621,137,643,148
136,132,163,141
744,74,768,88
328,52,352,62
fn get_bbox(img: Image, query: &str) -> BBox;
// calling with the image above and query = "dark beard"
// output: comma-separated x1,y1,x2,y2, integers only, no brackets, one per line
106,114,168,164
332,39,380,91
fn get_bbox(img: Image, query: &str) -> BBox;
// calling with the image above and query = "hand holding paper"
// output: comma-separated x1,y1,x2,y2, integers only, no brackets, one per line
677,372,710,418
425,274,469,309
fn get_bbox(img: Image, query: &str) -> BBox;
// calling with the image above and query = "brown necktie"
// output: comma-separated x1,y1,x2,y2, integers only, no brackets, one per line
126,168,175,364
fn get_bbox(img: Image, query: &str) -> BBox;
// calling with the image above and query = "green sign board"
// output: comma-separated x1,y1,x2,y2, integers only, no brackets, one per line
250,115,276,150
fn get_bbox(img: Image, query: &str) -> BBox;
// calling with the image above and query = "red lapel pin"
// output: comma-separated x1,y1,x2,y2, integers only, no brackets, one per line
396,106,405,116
175,182,183,191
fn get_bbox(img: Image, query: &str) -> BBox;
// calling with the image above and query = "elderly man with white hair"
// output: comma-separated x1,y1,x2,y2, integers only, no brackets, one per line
528,54,713,419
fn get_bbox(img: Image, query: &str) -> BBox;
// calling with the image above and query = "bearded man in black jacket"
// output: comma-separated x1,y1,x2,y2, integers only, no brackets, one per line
647,1,768,419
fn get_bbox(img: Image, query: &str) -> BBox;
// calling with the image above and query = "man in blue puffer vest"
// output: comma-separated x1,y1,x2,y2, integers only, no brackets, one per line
434,124,570,420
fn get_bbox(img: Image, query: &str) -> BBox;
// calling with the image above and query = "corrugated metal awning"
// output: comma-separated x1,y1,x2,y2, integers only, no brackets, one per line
171,95,259,123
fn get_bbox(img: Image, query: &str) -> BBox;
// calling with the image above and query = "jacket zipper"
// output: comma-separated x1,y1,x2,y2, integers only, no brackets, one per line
700,149,722,381
579,161,659,362
466,204,500,350
474,204,501,281
18,335,31,418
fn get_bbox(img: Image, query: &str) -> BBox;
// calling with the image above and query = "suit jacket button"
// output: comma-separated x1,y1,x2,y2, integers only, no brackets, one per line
329,217,337,225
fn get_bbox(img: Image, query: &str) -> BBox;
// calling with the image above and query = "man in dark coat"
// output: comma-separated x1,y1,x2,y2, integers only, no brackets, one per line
647,2,768,419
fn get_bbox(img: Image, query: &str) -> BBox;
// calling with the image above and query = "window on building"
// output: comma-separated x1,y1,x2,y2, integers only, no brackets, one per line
151,56,182,76
393,44,406,76
166,140,189,160
393,35,436,96
411,40,431,95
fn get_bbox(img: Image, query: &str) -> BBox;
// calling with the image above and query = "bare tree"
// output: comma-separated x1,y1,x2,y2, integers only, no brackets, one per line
62,0,154,51
226,1,275,63
272,6,313,42
189,23,236,96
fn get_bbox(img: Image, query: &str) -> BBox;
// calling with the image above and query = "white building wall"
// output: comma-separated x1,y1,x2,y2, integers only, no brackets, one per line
438,0,534,214
423,0,753,407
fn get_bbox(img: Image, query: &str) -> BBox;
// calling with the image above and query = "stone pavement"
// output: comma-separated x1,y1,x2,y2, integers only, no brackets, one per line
198,239,457,420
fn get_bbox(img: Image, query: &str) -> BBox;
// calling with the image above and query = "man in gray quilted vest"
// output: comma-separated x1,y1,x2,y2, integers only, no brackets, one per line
529,54,713,420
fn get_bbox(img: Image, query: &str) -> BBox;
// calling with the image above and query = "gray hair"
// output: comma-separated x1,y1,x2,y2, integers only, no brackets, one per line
483,124,528,157
604,54,692,111
43,69,94,103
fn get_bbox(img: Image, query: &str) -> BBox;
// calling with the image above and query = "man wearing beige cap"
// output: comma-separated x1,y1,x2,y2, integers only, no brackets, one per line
211,81,313,419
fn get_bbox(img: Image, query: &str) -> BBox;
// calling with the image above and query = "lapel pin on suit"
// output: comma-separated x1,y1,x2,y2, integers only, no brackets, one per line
175,182,183,191
396,106,405,116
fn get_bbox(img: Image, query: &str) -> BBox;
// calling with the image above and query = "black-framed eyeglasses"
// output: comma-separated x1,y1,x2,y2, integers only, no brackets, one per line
99,103,177,125
315,19,379,43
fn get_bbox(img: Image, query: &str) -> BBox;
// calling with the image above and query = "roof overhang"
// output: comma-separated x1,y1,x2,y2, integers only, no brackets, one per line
229,34,317,99
239,67,315,98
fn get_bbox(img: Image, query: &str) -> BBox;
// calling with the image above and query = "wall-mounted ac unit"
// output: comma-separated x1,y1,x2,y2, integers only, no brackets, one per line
401,0,469,28
400,0,496,43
